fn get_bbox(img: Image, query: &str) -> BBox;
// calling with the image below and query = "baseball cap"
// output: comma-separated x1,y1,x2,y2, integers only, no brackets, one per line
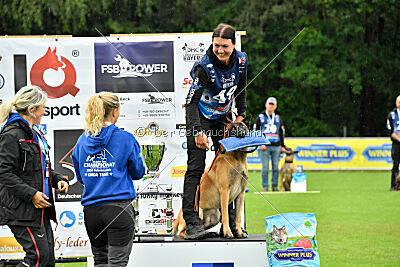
266,97,277,105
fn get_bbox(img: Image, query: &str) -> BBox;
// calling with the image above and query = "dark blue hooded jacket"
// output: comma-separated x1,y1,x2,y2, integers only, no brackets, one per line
0,113,68,226
72,124,145,206
2,113,50,197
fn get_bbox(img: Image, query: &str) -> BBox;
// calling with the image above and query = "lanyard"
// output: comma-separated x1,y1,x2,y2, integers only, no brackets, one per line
32,126,50,180
396,109,400,130
33,126,49,160
266,112,275,125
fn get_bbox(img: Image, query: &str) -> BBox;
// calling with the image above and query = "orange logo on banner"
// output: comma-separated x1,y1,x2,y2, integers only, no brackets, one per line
171,166,187,177
30,47,80,98
0,237,24,253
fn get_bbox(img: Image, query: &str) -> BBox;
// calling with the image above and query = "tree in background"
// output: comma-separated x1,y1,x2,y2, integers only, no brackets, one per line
1,0,399,137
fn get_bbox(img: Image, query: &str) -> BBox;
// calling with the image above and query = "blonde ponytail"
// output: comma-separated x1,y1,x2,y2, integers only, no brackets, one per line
0,85,47,124
0,101,16,124
85,92,119,137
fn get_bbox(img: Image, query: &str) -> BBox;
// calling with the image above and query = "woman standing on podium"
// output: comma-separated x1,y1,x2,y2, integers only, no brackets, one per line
72,92,145,266
183,23,249,239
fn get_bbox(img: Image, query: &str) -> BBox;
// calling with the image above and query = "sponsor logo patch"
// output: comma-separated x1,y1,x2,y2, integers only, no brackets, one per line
171,166,187,177
30,47,80,98
182,42,205,62
0,74,5,90
94,42,174,93
294,144,355,164
362,144,392,163
141,94,172,104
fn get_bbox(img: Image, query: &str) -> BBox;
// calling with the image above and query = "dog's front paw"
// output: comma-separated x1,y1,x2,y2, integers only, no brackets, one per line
236,228,248,238
220,225,234,239
223,228,234,239
233,226,248,238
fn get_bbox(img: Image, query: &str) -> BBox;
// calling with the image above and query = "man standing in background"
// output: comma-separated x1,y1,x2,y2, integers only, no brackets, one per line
254,97,287,192
386,95,400,191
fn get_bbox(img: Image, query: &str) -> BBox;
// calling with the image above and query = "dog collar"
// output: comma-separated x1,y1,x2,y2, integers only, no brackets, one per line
285,160,293,163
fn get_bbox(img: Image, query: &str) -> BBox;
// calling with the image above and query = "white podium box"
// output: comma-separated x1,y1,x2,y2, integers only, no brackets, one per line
290,173,307,192
125,234,267,267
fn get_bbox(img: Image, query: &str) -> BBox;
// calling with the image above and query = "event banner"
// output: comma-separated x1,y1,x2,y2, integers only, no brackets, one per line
247,138,392,170
0,33,243,258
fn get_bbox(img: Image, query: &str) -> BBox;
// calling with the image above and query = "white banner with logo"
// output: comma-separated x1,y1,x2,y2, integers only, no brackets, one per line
0,33,243,258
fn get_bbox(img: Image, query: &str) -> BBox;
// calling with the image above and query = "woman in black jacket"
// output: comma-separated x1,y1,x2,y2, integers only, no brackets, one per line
183,23,248,239
0,85,69,267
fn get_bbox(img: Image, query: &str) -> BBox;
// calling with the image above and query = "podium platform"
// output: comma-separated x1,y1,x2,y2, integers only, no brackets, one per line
124,234,268,267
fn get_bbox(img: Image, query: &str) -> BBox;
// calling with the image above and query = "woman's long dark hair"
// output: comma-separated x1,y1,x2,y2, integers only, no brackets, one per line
212,23,236,44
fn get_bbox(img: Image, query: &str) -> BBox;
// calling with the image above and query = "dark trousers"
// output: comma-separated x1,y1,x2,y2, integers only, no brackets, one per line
391,142,400,188
8,215,55,267
83,200,135,267
183,115,228,225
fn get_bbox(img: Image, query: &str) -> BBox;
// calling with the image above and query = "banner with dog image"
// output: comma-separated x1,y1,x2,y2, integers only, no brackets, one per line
94,41,176,119
265,213,320,266
0,33,245,259
94,41,174,93
247,138,392,170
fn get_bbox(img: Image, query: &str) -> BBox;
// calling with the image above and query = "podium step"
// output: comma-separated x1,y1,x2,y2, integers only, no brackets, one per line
88,234,268,267
129,234,268,267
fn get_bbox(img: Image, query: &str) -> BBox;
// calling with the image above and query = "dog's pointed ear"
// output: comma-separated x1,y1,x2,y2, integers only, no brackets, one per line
243,115,252,128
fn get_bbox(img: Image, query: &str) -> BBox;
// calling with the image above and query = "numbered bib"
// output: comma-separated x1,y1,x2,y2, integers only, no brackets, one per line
270,124,277,133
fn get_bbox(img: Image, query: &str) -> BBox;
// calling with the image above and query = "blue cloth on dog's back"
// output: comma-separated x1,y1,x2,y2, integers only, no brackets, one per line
219,136,270,152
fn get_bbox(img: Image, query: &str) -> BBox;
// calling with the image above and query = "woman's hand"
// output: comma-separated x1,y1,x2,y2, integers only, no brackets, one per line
195,132,210,150
260,145,267,151
32,192,51,208
234,115,244,123
57,181,69,194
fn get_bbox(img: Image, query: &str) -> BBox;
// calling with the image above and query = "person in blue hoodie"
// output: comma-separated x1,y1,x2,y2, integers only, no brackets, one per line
72,92,145,267
0,85,69,267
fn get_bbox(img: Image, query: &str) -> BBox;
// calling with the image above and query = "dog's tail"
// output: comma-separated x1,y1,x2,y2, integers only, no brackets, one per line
172,209,186,237
171,210,180,235
194,185,200,212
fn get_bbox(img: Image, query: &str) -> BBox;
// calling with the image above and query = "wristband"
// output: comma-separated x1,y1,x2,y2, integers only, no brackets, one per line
194,131,203,137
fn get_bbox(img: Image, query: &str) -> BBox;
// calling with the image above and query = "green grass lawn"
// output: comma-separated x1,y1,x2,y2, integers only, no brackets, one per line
245,171,400,266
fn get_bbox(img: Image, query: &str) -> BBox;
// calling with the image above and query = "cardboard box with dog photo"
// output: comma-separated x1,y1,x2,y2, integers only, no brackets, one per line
265,212,320,266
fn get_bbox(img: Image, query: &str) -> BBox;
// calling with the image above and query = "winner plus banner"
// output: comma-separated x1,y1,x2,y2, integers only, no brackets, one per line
247,138,392,170
0,32,244,259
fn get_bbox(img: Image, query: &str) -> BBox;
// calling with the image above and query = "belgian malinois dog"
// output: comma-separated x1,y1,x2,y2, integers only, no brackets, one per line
172,116,252,238
280,148,298,192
